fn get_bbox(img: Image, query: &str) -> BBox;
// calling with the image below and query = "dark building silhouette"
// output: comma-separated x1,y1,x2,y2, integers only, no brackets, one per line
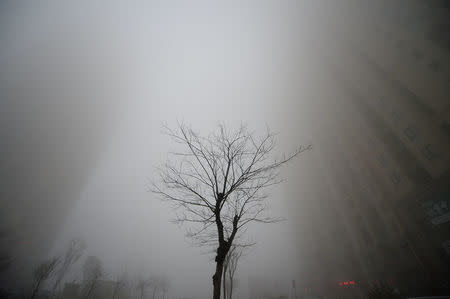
291,0,450,297
0,6,127,290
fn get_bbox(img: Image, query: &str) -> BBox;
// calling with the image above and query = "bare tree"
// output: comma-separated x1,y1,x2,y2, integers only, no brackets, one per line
31,257,60,299
149,275,164,299
136,276,151,299
82,256,103,299
112,271,128,299
52,238,86,294
152,123,310,299
223,245,245,299
160,276,170,299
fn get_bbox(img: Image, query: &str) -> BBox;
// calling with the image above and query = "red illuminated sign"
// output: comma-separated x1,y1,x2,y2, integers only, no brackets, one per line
338,280,356,286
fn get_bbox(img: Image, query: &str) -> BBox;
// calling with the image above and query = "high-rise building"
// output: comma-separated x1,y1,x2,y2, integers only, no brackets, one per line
291,0,450,297
0,3,127,290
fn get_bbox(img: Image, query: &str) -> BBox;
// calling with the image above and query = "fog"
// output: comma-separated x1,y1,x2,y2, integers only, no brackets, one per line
2,0,450,298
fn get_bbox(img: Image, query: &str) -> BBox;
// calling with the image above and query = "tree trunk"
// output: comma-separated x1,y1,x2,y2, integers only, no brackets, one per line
212,260,224,299
52,274,63,294
229,279,233,299
222,262,227,299
30,279,42,299
112,283,119,299
85,281,97,299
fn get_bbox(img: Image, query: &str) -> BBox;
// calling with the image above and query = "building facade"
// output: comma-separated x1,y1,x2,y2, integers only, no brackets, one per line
291,0,450,297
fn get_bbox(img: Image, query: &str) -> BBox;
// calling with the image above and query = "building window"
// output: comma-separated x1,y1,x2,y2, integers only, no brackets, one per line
429,60,442,72
442,240,450,257
422,144,439,161
348,197,356,209
441,122,450,138
404,126,418,142
412,48,423,60
391,111,401,125
377,153,387,167
362,229,372,244
391,172,401,186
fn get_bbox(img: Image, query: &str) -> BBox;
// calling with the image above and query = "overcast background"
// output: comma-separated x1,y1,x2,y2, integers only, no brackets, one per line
1,1,327,298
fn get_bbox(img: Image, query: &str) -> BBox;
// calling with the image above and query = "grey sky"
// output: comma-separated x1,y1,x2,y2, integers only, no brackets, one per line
1,0,347,297
3,0,450,298
26,1,321,298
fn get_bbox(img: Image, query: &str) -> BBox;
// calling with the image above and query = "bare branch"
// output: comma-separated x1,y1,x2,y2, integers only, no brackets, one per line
152,123,310,299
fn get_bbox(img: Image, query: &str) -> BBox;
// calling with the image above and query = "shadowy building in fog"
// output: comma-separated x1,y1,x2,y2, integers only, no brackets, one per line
293,0,450,297
0,5,125,289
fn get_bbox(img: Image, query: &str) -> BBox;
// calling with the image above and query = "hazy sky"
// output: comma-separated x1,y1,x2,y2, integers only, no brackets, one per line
4,0,450,298
1,1,340,298
35,1,322,298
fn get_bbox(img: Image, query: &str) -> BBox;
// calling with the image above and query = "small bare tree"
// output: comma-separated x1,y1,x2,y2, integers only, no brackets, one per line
112,271,128,299
223,245,245,299
150,275,160,299
82,256,103,299
31,257,60,299
152,124,309,299
136,276,151,299
52,238,86,294
160,276,170,299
